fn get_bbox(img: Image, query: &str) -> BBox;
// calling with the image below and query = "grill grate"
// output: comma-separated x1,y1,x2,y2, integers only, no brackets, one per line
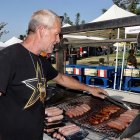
57,95,140,138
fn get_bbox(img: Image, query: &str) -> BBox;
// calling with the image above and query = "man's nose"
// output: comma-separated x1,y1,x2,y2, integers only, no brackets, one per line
55,35,60,43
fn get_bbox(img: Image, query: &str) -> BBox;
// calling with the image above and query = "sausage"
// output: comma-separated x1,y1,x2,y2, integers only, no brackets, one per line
62,125,80,136
59,124,80,136
53,132,57,138
120,113,135,120
44,128,55,133
69,108,81,117
65,111,73,118
117,116,132,123
72,108,81,117
60,125,78,134
46,109,63,117
58,124,76,133
47,115,64,122
80,104,91,112
55,133,62,139
66,108,76,118
52,132,66,140
126,109,139,114
124,111,138,117
45,107,63,116
65,103,91,118
75,106,85,115
107,120,125,131
45,107,58,111
45,121,62,126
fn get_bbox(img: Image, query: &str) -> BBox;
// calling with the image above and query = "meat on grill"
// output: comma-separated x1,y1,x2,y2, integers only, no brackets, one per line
45,107,63,117
58,124,80,136
52,124,81,139
107,120,127,131
89,105,120,125
65,103,91,118
107,109,139,131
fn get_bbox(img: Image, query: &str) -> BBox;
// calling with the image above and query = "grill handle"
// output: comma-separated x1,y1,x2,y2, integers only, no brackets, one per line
98,92,132,110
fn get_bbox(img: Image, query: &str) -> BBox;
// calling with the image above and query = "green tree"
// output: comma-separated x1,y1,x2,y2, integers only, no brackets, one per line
135,6,140,15
75,13,80,26
102,8,107,14
81,20,85,24
63,13,73,25
0,22,8,39
112,0,140,14
113,0,127,9
63,12,86,26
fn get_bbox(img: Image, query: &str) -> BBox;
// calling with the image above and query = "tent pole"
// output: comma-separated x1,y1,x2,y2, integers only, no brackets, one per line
119,33,127,90
113,28,120,89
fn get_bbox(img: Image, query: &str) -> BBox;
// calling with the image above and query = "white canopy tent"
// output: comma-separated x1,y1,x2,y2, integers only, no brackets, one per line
5,36,22,46
63,35,106,41
90,4,135,23
62,24,106,41
0,37,22,50
0,42,7,50
62,23,71,28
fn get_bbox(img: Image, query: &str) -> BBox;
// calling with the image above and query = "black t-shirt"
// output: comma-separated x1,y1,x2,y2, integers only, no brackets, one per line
0,43,58,140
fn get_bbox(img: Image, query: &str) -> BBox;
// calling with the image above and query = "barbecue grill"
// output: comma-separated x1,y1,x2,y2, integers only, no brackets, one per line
45,87,140,139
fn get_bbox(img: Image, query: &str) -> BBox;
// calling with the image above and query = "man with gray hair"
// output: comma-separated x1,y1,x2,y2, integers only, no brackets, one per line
0,9,106,140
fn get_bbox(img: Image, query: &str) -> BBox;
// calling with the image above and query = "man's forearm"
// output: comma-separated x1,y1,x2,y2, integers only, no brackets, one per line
53,73,107,99
53,73,91,92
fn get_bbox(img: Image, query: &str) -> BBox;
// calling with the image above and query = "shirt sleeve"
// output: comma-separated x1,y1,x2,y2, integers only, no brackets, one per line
40,57,58,81
0,48,14,94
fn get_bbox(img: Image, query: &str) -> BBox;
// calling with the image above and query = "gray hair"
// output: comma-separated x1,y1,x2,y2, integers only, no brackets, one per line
28,9,61,34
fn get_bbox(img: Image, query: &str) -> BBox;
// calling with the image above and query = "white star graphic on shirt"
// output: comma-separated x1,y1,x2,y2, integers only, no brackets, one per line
22,62,46,109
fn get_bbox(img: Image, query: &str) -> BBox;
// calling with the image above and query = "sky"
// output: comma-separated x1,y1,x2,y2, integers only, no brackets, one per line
0,0,113,42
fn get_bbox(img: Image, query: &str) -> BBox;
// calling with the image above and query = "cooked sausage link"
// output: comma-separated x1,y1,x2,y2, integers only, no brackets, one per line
47,110,63,117
65,103,91,118
53,132,57,138
107,120,125,131
44,128,55,133
52,132,66,140
60,125,79,134
120,113,135,120
45,107,63,116
126,109,139,115
59,124,76,133
59,124,80,136
75,106,85,115
117,116,132,123
45,107,58,111
47,115,63,122
62,126,80,136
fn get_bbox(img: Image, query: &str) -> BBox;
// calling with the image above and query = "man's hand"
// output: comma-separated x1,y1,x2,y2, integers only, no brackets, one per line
0,92,2,96
88,86,107,99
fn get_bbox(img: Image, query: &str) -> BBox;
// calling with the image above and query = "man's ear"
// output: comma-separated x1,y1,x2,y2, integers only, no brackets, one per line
38,26,47,38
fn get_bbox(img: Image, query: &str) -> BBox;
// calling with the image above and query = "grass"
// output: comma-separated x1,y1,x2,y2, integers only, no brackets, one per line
73,52,140,67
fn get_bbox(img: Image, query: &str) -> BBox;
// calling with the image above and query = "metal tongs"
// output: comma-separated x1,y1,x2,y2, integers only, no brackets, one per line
98,92,132,110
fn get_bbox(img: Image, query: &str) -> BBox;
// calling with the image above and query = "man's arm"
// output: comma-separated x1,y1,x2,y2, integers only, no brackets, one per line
0,92,2,96
53,73,106,99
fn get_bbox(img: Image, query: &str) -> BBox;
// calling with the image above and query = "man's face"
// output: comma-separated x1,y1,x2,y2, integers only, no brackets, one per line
41,20,61,53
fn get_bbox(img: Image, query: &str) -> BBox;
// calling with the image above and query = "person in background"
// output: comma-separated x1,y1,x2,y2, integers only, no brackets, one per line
99,58,105,66
0,9,106,140
127,49,137,68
